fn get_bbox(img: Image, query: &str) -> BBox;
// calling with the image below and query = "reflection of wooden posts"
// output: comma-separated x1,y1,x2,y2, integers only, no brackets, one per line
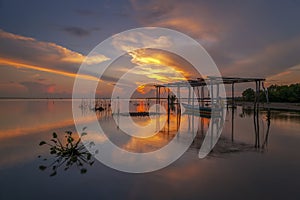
231,107,234,142
167,89,170,134
256,108,260,148
262,109,271,149
253,106,260,148
176,105,181,134
201,118,204,136
188,113,191,132
254,80,261,148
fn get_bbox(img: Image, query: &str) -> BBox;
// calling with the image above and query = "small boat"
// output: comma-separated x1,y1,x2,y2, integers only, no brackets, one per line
182,103,212,113
93,106,105,112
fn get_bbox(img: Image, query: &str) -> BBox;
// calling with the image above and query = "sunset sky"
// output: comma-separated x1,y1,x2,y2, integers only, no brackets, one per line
0,0,300,98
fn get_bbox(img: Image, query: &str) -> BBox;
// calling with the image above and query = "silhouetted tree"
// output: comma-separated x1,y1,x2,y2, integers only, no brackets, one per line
241,83,300,103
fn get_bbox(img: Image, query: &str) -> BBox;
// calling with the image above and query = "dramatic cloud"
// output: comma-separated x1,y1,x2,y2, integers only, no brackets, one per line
0,29,109,81
130,0,226,42
130,0,300,86
223,36,300,79
111,31,173,52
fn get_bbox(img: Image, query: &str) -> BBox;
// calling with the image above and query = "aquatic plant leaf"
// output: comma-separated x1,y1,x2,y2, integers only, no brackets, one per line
80,168,87,174
87,153,91,160
89,141,95,147
39,141,46,146
81,132,87,137
67,137,74,143
50,150,57,154
51,139,57,143
50,171,57,177
82,127,87,131
71,156,77,162
52,132,57,138
39,165,47,171
65,131,72,135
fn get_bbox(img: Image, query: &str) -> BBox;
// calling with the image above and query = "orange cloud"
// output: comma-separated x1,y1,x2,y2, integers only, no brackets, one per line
0,58,100,82
128,49,196,81
0,29,109,81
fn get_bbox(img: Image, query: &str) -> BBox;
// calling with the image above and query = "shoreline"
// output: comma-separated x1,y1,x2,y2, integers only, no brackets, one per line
235,101,300,111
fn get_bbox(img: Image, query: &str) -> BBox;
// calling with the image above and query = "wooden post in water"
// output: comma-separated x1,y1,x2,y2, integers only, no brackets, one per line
210,80,214,105
188,86,191,105
231,82,235,107
192,86,195,108
201,86,204,107
177,84,181,105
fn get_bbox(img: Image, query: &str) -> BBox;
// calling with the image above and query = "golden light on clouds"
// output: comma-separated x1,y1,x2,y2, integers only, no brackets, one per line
111,31,172,52
61,53,110,65
0,58,100,82
137,84,147,94
0,29,110,86
101,47,199,95
123,49,192,94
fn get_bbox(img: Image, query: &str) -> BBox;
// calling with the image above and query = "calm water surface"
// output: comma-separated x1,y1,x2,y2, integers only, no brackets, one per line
0,99,299,200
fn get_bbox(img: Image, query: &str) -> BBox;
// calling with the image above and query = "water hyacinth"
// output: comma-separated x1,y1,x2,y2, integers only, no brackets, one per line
38,128,98,176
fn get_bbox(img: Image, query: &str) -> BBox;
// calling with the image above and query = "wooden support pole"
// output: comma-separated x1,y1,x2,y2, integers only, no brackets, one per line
210,80,214,105
158,87,161,104
201,86,204,107
258,81,261,105
188,86,191,104
232,82,235,107
177,85,181,104
192,86,195,108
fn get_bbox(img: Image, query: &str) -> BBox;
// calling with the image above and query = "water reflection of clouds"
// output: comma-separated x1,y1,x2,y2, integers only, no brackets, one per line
2,100,300,173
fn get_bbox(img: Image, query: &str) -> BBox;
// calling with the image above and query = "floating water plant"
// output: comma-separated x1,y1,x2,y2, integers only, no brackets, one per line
38,128,97,176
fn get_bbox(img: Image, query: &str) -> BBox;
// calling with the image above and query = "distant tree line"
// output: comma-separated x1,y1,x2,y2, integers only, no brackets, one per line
241,83,300,103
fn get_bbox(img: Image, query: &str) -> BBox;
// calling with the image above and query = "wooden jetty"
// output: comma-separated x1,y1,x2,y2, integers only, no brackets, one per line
154,76,267,109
